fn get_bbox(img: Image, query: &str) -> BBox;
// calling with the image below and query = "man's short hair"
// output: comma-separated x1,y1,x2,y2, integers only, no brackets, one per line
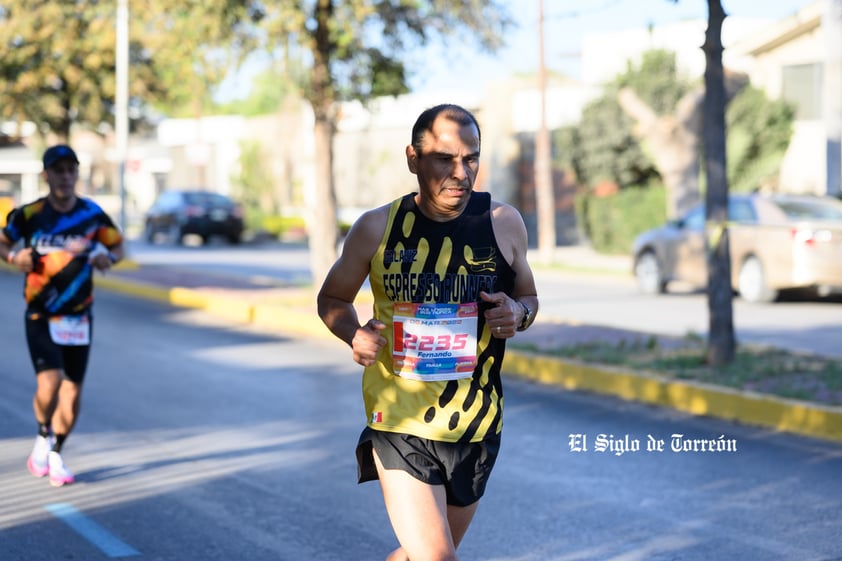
411,104,481,154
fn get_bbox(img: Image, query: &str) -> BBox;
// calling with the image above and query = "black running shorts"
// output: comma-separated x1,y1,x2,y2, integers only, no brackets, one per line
356,426,501,507
25,312,92,384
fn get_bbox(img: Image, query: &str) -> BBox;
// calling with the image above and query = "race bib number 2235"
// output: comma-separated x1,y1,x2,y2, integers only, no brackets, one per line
392,302,478,382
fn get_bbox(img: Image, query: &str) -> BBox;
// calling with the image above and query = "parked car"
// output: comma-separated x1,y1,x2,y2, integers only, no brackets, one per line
632,193,842,303
144,190,244,245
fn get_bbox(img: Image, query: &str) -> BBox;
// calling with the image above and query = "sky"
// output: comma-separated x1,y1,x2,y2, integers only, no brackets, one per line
216,0,813,101
408,0,813,94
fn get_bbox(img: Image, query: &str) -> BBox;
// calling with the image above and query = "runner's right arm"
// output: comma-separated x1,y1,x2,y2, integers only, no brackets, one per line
317,206,388,367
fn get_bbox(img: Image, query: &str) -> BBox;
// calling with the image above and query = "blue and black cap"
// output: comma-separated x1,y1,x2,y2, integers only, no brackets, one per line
42,144,80,170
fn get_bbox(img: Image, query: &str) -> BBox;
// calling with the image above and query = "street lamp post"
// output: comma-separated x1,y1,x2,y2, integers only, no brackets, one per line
116,0,129,232
535,0,557,262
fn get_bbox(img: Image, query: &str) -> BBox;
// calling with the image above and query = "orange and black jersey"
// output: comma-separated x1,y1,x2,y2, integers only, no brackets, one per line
3,197,122,316
365,191,516,443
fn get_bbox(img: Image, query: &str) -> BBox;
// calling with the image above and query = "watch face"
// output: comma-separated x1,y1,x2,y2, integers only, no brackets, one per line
519,301,531,328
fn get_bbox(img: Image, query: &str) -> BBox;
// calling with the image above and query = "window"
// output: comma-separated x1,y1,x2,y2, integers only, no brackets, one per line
682,207,705,230
728,199,758,223
781,63,823,120
681,198,758,227
775,198,842,220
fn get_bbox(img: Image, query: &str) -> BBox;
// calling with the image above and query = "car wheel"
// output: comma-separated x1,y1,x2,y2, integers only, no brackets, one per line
634,250,666,294
738,256,777,303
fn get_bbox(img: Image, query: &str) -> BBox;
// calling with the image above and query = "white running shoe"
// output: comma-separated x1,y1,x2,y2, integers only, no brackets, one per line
27,435,53,478
48,451,75,487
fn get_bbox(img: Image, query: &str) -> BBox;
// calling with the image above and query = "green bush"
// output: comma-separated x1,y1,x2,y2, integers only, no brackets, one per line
577,184,667,254
261,215,307,237
253,215,352,240
726,85,794,192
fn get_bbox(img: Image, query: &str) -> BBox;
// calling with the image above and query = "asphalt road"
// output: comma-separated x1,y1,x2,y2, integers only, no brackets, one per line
1,272,841,560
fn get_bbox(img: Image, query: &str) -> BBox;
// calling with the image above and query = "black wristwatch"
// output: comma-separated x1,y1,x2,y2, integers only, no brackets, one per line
517,301,532,331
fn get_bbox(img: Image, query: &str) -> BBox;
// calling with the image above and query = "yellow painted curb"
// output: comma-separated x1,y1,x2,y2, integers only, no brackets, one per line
95,275,173,302
503,350,842,443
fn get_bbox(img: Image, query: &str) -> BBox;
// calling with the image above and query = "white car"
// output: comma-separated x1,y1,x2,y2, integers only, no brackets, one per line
632,193,842,303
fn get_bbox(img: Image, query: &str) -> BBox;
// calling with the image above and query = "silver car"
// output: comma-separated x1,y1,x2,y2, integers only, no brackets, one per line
632,193,842,303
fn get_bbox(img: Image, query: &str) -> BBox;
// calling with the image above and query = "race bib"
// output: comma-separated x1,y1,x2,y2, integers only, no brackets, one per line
392,302,478,382
48,315,90,346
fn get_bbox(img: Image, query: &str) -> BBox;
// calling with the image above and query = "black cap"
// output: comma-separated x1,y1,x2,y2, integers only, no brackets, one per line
42,145,80,169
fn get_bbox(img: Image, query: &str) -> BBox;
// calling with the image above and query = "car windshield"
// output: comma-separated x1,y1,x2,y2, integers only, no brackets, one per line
775,198,842,220
182,192,233,208
680,198,757,228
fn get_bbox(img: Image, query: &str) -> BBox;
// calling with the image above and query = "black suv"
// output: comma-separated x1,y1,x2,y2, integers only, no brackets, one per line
144,190,244,245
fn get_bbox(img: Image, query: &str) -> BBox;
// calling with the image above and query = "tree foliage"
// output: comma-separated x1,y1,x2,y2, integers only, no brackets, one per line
556,49,690,190
726,85,794,192
0,0,260,140
614,49,693,116
570,95,660,189
556,48,792,195
2,2,129,139
256,1,509,105
139,1,264,118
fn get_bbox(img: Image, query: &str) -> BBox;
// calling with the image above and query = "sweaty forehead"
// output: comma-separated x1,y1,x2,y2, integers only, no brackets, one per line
422,117,480,152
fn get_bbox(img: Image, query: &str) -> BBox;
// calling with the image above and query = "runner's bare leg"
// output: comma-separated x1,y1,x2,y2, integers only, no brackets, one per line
374,450,479,561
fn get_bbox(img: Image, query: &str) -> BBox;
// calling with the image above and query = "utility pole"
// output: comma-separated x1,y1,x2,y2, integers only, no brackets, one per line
116,0,129,232
534,0,557,263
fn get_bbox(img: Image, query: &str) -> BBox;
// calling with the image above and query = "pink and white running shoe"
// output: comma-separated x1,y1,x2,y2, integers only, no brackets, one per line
26,435,53,478
48,451,75,487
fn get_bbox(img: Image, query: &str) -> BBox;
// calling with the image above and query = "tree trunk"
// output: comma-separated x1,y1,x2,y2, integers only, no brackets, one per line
306,0,340,289
310,111,339,288
59,77,73,141
617,87,702,218
703,0,735,366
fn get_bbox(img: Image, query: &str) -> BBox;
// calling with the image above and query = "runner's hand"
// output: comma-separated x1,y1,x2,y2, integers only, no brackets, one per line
7,247,37,273
352,319,387,367
480,291,519,339
89,253,114,272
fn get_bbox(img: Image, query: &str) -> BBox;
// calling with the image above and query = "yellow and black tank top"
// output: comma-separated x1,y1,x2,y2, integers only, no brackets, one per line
364,191,516,443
